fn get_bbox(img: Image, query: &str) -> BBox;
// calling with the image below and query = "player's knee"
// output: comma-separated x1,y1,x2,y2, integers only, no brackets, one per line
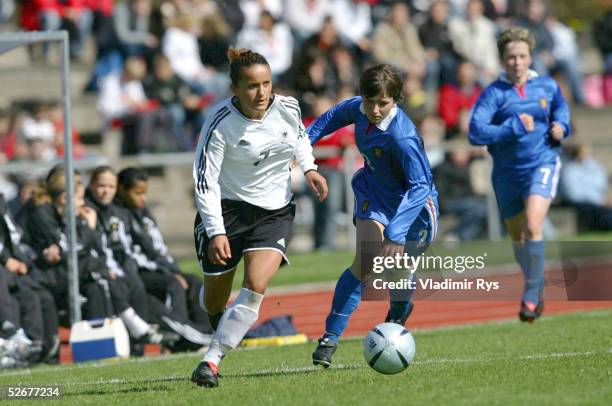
524,219,543,240
243,279,267,295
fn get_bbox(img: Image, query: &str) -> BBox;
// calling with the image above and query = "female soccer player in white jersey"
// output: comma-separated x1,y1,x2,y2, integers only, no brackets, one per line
190,47,328,388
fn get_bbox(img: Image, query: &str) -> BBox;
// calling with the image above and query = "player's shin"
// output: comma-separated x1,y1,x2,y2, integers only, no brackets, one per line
202,288,263,366
387,272,416,324
522,240,546,305
323,268,362,343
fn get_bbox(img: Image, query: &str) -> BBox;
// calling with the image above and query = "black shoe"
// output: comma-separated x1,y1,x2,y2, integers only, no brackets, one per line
518,301,539,323
385,302,414,326
312,337,337,368
191,361,219,388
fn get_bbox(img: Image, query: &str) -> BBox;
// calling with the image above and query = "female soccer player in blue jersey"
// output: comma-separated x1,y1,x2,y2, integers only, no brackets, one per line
469,27,570,323
307,64,439,367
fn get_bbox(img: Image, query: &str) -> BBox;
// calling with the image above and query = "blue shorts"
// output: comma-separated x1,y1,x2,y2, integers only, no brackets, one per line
493,157,561,220
351,169,439,253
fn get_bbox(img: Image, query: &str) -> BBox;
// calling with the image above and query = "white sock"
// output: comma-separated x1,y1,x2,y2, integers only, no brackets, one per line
120,307,150,338
201,288,263,366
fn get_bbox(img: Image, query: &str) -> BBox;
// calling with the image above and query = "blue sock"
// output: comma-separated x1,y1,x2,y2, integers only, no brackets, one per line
323,269,362,344
522,240,545,304
512,242,527,273
388,272,416,321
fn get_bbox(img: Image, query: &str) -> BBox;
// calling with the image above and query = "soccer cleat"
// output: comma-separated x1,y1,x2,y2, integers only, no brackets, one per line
384,302,414,326
191,361,219,388
312,337,337,368
518,301,539,323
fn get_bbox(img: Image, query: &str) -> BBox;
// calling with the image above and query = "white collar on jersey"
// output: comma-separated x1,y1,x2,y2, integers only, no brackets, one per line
359,103,398,131
499,69,539,84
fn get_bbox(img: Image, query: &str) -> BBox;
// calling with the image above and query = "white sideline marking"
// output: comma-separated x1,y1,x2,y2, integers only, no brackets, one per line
1,309,610,379
9,349,611,388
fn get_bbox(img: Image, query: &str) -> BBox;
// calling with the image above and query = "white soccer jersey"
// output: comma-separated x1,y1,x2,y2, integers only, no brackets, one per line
193,94,318,238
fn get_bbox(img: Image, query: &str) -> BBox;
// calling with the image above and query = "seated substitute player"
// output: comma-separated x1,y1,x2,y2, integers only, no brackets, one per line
469,27,570,322
190,47,328,388
307,64,439,368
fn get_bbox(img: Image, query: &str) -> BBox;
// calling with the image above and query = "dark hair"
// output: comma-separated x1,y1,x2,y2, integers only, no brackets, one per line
227,46,270,87
117,167,148,190
89,165,116,185
497,27,535,59
359,64,404,102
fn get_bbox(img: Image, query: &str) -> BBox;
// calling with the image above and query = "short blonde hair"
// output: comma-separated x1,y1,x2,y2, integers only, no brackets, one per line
497,27,535,58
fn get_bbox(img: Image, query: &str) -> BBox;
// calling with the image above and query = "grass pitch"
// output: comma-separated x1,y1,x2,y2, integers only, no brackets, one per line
2,309,611,405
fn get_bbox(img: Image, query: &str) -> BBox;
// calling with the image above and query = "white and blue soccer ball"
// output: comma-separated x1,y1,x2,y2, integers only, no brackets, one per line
363,322,416,375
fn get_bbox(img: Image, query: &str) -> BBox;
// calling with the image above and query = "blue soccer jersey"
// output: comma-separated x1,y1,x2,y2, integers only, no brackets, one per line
469,71,571,219
468,71,571,174
307,96,438,244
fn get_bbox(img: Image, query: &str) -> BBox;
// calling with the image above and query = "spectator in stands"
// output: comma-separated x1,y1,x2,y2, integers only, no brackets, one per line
237,10,293,82
25,167,166,346
330,45,360,94
144,54,203,150
399,74,428,125
330,0,373,55
97,57,177,154
199,12,232,72
115,167,210,336
0,193,59,363
239,0,283,29
419,0,459,89
83,0,120,93
0,265,42,367
86,166,212,350
593,10,612,75
547,15,585,105
560,144,612,231
214,0,245,33
434,146,488,240
283,0,332,44
294,49,338,100
18,102,57,162
113,0,158,60
516,0,554,75
0,110,17,162
304,96,355,251
448,0,500,85
419,115,445,169
371,2,427,81
47,102,87,159
438,60,482,139
162,14,230,99
20,0,93,61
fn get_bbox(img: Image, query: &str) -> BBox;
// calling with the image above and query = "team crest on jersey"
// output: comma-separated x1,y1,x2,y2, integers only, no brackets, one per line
540,97,548,109
280,130,289,144
361,201,369,213
373,147,383,159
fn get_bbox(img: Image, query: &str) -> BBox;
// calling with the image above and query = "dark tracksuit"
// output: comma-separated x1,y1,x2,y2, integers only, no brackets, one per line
115,199,209,331
24,202,135,321
0,264,21,339
86,192,211,344
84,191,150,320
0,195,58,349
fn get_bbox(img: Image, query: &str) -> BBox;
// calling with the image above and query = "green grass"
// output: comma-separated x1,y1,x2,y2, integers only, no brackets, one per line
2,310,611,405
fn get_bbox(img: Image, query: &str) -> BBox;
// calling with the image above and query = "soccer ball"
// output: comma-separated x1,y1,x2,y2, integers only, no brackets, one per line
363,322,416,375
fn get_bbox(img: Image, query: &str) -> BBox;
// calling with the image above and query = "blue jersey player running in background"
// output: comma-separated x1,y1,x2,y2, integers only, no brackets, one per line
307,64,439,367
469,27,570,323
